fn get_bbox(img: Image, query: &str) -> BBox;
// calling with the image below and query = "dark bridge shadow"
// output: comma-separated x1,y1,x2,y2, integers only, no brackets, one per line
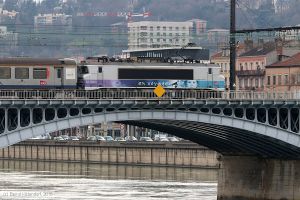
120,120,300,159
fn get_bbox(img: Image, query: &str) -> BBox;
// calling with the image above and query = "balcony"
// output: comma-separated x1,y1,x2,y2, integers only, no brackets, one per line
237,69,265,76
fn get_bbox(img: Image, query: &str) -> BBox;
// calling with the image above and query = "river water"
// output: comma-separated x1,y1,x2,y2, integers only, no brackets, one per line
0,160,217,200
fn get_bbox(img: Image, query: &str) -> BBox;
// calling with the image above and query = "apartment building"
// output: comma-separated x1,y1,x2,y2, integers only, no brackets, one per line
236,42,277,91
265,53,300,92
128,21,193,50
34,13,72,27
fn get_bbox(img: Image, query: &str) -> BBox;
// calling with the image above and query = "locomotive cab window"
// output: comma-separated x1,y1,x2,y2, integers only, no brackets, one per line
0,68,11,79
33,68,47,79
15,68,29,79
80,66,89,74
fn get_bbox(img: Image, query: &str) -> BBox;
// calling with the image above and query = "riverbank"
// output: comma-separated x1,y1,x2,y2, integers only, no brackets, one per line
0,140,219,168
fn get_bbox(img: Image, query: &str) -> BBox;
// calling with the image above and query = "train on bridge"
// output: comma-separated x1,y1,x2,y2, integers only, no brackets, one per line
0,57,225,91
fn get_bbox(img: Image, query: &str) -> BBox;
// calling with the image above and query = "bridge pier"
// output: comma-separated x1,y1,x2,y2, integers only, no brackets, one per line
217,156,300,200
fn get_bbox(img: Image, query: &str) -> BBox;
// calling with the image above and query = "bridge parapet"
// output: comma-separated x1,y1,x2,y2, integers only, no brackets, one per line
0,89,298,100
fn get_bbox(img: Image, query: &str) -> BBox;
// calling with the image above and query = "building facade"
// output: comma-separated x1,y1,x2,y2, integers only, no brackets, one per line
210,49,230,89
34,13,72,27
236,42,277,91
128,21,193,50
265,53,300,92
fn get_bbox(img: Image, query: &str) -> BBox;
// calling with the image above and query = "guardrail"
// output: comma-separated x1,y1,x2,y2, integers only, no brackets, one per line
0,89,298,100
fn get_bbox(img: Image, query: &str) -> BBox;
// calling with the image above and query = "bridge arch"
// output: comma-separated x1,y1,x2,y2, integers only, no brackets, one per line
1,109,300,159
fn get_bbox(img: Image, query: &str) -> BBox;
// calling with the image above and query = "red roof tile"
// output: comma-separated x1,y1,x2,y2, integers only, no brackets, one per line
210,52,223,59
268,52,300,67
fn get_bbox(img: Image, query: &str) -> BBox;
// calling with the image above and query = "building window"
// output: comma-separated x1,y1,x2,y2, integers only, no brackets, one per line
169,33,172,36
150,33,153,37
239,78,243,89
240,63,243,71
0,68,11,79
98,67,102,73
284,75,289,85
15,68,29,79
140,32,148,37
157,26,160,31
267,76,271,85
273,75,276,85
244,78,248,87
150,26,153,31
169,27,173,31
140,26,147,30
163,33,166,36
33,68,47,79
176,27,179,31
255,78,259,87
245,63,248,70
163,26,166,31
157,32,160,36
278,75,282,85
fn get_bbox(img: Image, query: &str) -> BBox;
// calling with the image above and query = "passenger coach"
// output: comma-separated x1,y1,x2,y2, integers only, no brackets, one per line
0,58,77,89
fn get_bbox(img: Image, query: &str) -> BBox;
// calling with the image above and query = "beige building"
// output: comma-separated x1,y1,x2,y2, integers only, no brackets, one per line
211,49,230,89
265,52,300,92
128,21,193,50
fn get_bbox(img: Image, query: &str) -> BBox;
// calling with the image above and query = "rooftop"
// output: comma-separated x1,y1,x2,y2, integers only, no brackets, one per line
239,42,276,57
267,52,300,68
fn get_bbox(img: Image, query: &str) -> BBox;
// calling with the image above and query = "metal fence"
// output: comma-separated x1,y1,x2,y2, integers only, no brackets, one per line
0,89,298,100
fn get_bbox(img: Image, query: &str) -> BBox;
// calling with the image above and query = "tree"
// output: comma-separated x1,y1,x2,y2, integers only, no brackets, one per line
18,0,37,25
3,0,18,11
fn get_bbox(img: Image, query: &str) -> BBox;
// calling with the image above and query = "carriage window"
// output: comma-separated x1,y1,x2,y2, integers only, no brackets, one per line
57,68,62,78
15,68,29,79
33,68,47,79
0,68,11,79
98,67,102,73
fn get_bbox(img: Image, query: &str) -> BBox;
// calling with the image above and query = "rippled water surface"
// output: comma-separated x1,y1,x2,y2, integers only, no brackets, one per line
0,160,217,200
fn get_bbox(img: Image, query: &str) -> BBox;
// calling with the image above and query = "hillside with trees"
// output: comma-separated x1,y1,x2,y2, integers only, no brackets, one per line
0,0,299,57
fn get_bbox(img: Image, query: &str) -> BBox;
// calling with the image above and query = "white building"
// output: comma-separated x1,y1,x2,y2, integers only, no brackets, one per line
128,21,193,50
0,26,18,46
34,13,72,27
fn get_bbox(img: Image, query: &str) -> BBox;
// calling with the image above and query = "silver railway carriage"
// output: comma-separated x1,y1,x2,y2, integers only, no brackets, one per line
78,62,225,90
0,58,77,89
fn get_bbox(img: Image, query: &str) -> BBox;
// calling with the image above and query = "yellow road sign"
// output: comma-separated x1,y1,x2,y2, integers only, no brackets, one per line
154,84,166,97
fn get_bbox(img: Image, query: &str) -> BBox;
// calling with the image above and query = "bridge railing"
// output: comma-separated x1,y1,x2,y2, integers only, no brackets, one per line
0,89,298,100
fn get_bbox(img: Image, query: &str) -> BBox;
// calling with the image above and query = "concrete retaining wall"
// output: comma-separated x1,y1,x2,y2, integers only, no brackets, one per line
0,141,219,168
